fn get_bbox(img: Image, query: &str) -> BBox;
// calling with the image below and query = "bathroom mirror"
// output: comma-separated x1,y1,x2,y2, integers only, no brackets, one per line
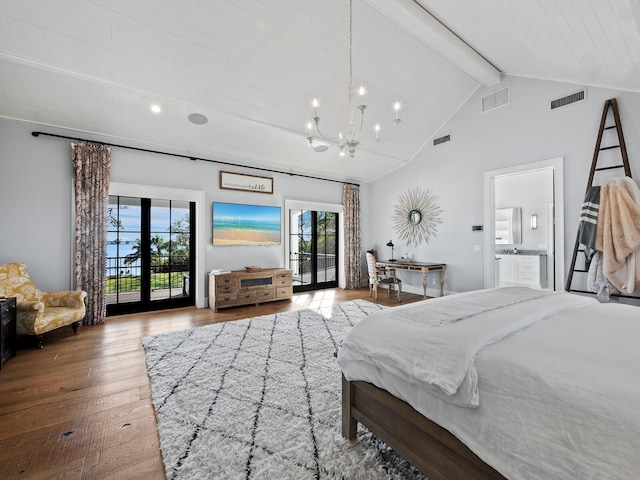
495,207,522,245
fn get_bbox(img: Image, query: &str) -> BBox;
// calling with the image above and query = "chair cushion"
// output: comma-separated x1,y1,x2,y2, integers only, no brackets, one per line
379,277,401,284
18,306,86,335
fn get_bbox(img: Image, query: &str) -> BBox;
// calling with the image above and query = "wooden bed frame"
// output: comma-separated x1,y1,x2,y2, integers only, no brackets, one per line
342,375,507,480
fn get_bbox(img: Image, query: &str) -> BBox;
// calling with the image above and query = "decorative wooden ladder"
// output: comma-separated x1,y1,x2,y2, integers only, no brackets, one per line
565,98,639,300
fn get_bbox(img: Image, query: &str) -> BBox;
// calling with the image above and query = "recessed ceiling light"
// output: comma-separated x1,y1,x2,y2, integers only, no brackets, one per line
188,113,208,125
150,104,162,114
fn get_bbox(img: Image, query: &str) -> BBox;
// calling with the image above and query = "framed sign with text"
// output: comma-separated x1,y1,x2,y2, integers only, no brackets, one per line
219,171,274,194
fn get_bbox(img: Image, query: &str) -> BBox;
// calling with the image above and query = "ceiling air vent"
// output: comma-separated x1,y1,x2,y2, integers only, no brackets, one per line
550,89,586,110
433,134,450,146
481,86,510,113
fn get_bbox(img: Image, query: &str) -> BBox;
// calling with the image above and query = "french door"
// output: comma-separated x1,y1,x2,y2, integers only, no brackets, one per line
106,195,195,315
289,209,338,292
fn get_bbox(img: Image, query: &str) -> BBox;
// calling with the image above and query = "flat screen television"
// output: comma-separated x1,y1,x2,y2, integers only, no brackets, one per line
212,202,282,246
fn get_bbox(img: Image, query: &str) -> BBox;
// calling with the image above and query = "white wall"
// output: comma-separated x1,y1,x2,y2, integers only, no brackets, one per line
0,118,369,298
0,121,76,291
2,74,640,299
369,75,640,294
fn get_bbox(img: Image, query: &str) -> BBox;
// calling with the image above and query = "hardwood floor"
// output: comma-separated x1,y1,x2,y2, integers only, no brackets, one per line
0,287,423,479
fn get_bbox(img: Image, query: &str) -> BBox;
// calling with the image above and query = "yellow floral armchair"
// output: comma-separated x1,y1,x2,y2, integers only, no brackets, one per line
0,263,86,348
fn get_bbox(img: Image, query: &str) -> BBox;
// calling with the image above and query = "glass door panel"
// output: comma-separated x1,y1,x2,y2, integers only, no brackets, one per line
316,212,337,283
106,195,194,315
150,199,191,301
289,209,338,292
106,196,142,305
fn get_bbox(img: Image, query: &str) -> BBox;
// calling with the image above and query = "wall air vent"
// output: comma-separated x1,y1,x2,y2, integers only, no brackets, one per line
481,86,510,113
550,89,586,110
433,134,450,146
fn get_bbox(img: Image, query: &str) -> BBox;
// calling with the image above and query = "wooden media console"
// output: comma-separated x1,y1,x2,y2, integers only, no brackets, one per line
208,268,293,312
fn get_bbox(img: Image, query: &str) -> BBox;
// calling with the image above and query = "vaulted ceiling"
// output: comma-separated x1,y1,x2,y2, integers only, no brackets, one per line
1,0,639,182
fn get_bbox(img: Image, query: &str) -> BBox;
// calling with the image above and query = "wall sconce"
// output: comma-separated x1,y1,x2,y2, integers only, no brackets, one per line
530,214,538,230
386,240,396,262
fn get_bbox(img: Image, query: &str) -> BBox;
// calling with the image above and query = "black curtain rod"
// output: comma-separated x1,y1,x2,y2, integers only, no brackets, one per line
31,131,358,186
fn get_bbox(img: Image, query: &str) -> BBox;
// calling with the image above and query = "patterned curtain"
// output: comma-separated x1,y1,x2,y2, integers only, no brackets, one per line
343,184,362,289
72,142,111,325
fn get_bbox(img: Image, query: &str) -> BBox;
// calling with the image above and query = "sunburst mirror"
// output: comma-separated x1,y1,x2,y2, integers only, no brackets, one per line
392,187,442,247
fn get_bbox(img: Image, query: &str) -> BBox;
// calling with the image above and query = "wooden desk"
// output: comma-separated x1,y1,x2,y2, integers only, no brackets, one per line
376,261,446,298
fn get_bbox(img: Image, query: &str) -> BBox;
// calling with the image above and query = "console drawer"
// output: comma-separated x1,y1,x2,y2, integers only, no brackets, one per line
276,272,292,287
216,284,237,295
237,290,258,304
216,293,238,308
257,287,276,302
276,286,293,299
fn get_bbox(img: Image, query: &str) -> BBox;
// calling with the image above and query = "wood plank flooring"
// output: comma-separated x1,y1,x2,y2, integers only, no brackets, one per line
0,287,423,479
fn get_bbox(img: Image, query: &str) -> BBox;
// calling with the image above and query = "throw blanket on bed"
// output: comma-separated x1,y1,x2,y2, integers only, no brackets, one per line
337,287,596,408
595,176,640,294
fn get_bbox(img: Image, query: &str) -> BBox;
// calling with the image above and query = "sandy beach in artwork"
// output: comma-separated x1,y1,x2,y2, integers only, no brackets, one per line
214,228,280,245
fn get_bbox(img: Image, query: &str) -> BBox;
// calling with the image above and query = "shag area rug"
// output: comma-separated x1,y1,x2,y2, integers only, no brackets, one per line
142,299,427,480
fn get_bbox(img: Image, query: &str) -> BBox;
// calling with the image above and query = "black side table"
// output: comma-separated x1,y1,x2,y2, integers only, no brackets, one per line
0,297,17,369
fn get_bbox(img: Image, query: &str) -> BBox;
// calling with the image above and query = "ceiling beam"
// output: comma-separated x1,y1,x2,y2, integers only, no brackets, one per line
363,0,501,86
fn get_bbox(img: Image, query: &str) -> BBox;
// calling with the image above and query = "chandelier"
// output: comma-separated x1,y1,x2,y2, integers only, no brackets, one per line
306,0,402,158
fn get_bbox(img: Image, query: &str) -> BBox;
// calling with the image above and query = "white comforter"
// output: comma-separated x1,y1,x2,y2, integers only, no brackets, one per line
337,287,640,479
338,287,593,407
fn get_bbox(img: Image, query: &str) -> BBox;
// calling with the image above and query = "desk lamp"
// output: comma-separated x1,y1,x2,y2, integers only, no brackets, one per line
386,240,396,262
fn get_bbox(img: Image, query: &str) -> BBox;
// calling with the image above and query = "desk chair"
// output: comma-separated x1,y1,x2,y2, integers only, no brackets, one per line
366,250,402,301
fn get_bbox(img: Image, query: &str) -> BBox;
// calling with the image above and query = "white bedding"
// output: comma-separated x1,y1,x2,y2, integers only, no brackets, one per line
337,287,640,479
338,287,593,407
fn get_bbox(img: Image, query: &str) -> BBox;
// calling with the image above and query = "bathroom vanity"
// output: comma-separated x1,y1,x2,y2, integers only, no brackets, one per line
495,251,547,289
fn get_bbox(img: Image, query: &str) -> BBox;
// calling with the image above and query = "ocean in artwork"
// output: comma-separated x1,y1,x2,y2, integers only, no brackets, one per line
213,202,281,246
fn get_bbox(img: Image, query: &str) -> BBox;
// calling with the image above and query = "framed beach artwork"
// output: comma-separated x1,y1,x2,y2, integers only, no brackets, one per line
212,202,282,246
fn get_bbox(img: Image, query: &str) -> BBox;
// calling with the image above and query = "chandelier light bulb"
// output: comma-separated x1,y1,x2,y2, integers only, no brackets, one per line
393,101,402,126
358,85,366,96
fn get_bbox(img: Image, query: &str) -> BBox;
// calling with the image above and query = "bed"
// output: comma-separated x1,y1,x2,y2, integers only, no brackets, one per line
337,287,640,480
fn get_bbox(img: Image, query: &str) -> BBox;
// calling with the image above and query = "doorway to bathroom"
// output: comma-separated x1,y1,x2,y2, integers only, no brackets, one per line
484,157,565,291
